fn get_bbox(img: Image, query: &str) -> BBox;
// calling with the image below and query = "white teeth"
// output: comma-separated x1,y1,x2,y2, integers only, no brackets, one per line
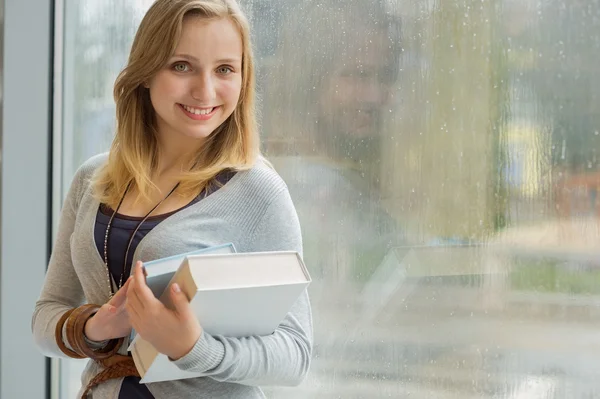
183,105,214,115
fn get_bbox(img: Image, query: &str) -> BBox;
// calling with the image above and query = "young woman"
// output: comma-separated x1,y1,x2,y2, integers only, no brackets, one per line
32,1,312,398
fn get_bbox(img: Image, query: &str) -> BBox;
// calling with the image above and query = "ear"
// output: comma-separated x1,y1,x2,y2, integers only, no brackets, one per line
143,81,150,89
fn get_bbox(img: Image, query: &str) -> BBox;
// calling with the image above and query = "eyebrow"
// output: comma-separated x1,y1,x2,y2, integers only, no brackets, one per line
172,53,242,64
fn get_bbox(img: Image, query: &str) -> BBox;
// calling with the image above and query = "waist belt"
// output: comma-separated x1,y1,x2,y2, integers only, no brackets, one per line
81,354,140,399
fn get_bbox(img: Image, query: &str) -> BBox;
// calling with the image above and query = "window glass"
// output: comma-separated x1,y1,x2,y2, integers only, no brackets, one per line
59,1,600,397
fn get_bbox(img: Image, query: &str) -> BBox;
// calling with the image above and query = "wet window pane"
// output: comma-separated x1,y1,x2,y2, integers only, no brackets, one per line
60,0,600,398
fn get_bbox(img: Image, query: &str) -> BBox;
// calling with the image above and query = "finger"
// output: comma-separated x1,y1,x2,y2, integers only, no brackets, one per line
109,278,131,308
134,261,146,284
133,262,159,307
125,298,142,329
133,261,152,292
127,281,146,312
170,283,191,317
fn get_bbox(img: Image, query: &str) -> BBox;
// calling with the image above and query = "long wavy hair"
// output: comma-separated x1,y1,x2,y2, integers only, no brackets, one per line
93,0,258,207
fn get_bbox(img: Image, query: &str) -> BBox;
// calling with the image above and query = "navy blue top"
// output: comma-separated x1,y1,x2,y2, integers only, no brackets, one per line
93,172,234,398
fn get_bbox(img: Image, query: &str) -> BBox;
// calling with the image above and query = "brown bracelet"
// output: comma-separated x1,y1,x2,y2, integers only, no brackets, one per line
65,304,98,357
55,305,124,360
55,308,86,359
66,304,124,360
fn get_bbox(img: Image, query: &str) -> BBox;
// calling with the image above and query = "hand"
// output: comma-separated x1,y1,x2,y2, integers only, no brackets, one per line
126,261,202,360
84,278,132,342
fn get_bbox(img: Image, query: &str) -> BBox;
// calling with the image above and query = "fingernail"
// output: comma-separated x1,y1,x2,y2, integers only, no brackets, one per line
172,283,181,293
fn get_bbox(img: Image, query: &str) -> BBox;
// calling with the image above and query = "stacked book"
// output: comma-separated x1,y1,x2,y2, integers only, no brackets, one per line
127,243,311,383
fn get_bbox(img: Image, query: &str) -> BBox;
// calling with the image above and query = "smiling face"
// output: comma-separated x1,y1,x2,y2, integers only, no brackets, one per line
148,16,243,151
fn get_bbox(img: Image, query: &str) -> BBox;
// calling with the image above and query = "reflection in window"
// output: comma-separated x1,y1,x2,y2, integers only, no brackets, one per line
59,0,600,397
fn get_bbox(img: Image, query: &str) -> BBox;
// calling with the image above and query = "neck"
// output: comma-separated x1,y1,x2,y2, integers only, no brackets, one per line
155,148,194,178
155,134,204,178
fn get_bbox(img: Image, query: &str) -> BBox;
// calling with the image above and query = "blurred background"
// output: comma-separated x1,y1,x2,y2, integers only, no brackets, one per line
4,0,600,398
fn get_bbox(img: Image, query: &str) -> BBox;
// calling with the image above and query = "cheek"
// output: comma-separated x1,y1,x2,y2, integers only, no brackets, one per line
218,78,242,107
150,74,183,101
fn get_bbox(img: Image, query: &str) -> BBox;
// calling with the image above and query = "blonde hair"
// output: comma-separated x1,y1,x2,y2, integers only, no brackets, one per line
93,0,258,207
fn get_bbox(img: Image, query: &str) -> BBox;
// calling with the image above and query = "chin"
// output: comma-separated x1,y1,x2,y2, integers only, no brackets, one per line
181,121,226,139
183,129,217,140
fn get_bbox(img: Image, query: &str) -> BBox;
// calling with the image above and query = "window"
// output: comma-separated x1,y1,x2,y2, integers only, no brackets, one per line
58,0,600,397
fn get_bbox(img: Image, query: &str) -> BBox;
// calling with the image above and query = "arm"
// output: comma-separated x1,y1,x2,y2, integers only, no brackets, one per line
172,188,313,386
31,166,87,358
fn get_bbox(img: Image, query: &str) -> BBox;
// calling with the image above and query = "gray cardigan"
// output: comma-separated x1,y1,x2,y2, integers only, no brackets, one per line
32,153,313,398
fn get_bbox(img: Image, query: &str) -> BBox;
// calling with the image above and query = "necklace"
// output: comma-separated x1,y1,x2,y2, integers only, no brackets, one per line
103,181,180,298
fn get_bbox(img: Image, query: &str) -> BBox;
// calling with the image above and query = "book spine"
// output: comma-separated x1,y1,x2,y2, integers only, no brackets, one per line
159,260,196,308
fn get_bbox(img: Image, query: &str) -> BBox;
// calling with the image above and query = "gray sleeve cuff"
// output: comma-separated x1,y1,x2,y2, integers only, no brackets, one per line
61,321,109,351
83,335,109,350
172,330,225,373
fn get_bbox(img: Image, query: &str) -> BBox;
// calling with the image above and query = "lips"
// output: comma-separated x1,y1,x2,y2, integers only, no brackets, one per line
181,104,214,115
178,104,219,120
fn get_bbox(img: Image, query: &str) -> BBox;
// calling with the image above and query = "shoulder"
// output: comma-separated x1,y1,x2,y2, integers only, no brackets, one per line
232,156,290,205
240,158,303,253
74,152,109,183
66,152,108,204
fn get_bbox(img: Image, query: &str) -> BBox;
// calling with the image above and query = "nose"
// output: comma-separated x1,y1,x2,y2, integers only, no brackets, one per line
190,73,216,103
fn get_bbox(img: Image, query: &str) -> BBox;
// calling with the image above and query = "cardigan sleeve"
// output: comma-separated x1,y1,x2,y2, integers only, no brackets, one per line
171,187,313,387
31,164,88,358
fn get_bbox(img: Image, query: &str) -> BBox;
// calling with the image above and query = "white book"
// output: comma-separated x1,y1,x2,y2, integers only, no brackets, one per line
130,251,311,384
127,243,237,345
